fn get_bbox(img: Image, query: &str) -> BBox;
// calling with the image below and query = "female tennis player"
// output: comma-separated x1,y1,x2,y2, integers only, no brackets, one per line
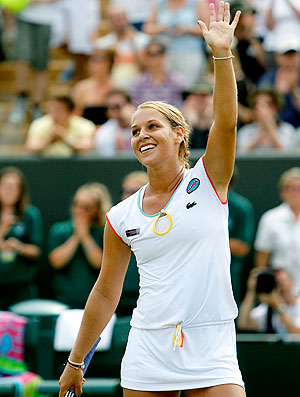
59,2,245,396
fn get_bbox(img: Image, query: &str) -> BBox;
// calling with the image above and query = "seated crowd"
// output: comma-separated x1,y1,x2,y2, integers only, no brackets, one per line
1,0,300,154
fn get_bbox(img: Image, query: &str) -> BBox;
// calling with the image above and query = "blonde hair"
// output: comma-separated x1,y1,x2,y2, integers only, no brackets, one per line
136,101,191,168
122,171,148,187
76,182,112,227
278,167,300,191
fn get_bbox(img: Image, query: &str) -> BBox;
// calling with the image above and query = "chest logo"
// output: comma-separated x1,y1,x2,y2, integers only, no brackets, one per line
186,178,200,194
125,228,140,237
186,201,197,209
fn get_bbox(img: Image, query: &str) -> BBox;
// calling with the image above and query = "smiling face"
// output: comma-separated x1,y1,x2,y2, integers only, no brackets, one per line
131,107,183,169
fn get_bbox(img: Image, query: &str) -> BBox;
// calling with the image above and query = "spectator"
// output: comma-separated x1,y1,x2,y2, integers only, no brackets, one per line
25,96,95,156
72,48,115,125
143,0,209,89
0,167,43,310
8,0,60,124
230,0,266,85
93,89,135,156
116,171,149,316
94,4,150,89
109,0,155,31
48,182,112,308
181,79,214,149
248,0,272,43
228,168,255,306
130,40,184,108
254,167,300,292
237,87,296,153
238,268,300,334
52,0,101,81
258,35,300,129
263,0,300,69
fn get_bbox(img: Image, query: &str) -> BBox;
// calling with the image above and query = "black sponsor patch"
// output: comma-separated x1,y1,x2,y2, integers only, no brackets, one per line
125,228,140,237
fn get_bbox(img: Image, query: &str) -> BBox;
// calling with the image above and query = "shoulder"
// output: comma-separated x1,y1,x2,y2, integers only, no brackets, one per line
70,116,96,130
259,203,288,224
28,115,52,131
73,78,93,94
107,190,141,218
96,119,118,135
24,205,42,218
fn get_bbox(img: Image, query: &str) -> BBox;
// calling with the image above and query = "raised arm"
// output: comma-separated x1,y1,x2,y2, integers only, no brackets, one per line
58,223,131,397
198,2,240,202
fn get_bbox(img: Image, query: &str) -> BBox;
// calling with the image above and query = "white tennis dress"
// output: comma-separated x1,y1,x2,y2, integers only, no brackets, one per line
106,156,244,391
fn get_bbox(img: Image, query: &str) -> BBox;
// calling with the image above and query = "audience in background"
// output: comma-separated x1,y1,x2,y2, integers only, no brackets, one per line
0,167,43,310
116,171,149,316
109,0,155,31
52,0,101,82
143,0,209,89
263,0,300,69
237,87,296,153
25,96,95,156
94,89,135,156
48,182,112,309
8,0,60,124
254,167,300,293
130,40,184,108
228,168,255,307
238,268,300,334
182,79,214,149
94,4,150,89
230,0,266,85
258,35,300,129
72,48,115,125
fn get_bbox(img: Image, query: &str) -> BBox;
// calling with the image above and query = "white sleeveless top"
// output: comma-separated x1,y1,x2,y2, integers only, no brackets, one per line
106,157,238,329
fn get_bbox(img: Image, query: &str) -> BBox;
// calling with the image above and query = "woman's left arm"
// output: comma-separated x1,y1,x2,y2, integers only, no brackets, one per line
198,2,240,202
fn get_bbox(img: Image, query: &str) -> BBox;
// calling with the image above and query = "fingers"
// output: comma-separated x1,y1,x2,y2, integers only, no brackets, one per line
75,385,83,396
218,1,224,22
216,1,241,27
231,9,241,28
197,19,208,35
224,2,230,23
209,2,216,25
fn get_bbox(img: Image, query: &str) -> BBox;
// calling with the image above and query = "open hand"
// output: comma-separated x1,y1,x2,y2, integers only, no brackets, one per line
197,1,240,53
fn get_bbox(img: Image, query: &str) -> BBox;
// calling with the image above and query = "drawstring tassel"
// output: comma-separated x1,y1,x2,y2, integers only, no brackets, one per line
173,324,184,350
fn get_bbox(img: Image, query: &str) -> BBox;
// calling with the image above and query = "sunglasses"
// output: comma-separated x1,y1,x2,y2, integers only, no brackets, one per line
146,49,165,57
72,200,95,210
107,103,122,110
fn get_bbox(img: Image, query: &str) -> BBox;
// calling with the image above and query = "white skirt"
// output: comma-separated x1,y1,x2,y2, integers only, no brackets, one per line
121,320,244,391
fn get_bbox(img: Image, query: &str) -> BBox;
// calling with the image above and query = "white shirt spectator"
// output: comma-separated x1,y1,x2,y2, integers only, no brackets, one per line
94,119,132,156
255,203,300,292
237,121,296,153
263,0,300,52
250,298,300,334
110,0,154,25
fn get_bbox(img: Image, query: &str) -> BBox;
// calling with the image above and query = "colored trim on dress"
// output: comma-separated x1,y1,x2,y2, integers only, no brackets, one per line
201,156,228,205
105,214,124,242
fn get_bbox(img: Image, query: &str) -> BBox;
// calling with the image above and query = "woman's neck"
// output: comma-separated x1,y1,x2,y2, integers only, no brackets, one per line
147,164,184,195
